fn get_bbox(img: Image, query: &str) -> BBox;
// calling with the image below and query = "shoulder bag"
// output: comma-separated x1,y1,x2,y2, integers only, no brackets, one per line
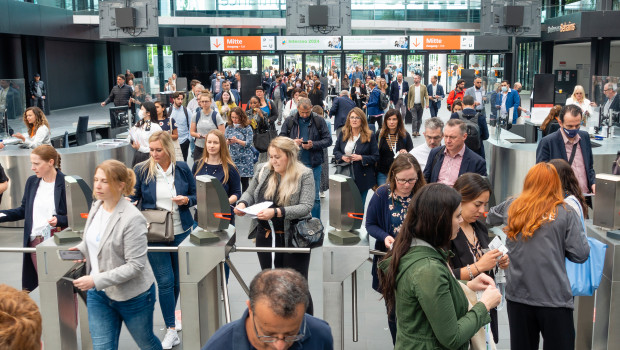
289,217,325,248
143,164,176,242
334,141,357,179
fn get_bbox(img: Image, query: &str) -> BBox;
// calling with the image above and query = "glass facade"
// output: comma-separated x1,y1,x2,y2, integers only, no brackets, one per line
516,41,542,91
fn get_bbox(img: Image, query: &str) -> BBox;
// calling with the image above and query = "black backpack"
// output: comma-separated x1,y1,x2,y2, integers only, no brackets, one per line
457,111,481,152
379,91,389,110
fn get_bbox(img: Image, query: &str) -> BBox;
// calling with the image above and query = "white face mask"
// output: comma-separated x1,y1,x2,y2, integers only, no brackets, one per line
138,109,145,120
233,123,241,128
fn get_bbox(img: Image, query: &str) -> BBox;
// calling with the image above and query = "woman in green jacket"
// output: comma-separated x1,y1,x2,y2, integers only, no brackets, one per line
378,183,501,350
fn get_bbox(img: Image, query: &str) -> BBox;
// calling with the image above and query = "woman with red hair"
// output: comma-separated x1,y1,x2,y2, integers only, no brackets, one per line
487,162,589,350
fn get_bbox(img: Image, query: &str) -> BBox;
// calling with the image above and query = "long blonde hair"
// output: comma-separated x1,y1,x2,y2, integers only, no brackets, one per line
571,85,586,102
136,131,176,183
193,129,237,184
264,137,306,206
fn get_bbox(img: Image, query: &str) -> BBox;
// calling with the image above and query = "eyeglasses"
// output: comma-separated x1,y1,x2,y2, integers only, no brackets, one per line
200,100,210,104
350,116,362,120
425,135,442,141
252,313,306,343
395,176,418,185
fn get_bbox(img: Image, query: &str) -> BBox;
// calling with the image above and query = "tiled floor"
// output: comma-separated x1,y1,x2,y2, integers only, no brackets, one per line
0,94,545,349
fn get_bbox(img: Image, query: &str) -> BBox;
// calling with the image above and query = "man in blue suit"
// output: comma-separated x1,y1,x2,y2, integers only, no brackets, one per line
495,80,520,124
389,73,409,122
329,90,356,135
214,80,241,105
423,119,487,185
427,75,444,118
536,104,596,195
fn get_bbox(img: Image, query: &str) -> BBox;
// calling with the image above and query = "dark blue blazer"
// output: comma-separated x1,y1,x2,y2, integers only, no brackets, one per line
0,171,68,291
131,161,197,233
389,80,409,104
535,129,596,191
365,185,400,291
329,96,356,130
495,90,521,123
423,146,487,183
333,131,380,193
215,89,241,104
450,108,490,159
427,83,445,109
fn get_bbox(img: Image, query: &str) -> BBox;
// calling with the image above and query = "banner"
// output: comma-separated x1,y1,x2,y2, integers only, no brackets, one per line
409,35,475,50
277,36,341,51
210,36,275,51
343,36,409,50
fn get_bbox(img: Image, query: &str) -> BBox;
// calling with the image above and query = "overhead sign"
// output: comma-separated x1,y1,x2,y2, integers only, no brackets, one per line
210,36,275,51
408,36,475,50
343,36,409,50
277,36,341,51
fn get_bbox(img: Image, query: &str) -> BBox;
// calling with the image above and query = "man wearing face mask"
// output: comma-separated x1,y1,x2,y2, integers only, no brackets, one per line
536,104,596,199
495,80,521,124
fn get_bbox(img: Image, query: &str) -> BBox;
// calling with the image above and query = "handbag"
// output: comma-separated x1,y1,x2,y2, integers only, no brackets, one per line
565,236,607,296
334,162,355,179
458,282,497,350
612,151,620,175
290,217,325,248
142,209,174,242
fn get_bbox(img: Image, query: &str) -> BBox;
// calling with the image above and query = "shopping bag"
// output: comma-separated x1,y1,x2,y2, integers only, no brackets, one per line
565,236,607,296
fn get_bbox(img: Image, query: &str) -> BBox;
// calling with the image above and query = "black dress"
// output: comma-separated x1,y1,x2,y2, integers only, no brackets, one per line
449,220,499,344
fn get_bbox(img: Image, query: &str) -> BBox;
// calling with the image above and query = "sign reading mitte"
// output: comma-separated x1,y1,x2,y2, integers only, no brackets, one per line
210,36,274,51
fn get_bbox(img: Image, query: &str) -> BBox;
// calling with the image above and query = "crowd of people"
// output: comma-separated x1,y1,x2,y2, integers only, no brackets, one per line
0,65,611,350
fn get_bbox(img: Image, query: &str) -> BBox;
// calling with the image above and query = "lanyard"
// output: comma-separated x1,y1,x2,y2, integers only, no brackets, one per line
387,134,398,155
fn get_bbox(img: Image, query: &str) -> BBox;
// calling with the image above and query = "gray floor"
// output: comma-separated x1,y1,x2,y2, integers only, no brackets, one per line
0,95,539,349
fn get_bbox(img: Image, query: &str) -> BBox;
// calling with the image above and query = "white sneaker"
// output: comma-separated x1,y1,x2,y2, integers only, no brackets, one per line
175,318,182,331
162,328,180,349
319,191,326,198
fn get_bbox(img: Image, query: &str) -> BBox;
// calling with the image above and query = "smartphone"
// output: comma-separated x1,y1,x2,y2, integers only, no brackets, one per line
302,141,309,144
58,250,84,261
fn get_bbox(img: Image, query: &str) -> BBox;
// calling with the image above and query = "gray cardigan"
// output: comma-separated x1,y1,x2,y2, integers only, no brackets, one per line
239,162,314,241
487,198,589,309
76,198,155,302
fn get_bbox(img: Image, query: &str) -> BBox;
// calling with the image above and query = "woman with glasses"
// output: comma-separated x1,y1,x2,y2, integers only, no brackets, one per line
376,109,414,186
566,85,595,122
333,107,379,205
190,93,225,162
130,102,163,167
366,153,426,344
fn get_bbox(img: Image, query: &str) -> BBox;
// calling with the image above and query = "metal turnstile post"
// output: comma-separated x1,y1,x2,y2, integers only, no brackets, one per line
37,238,92,350
179,174,235,349
323,175,369,350
581,221,620,350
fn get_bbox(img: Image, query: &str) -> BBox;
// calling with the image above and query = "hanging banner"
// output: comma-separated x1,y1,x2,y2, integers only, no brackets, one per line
276,36,342,51
410,35,475,50
343,36,409,50
210,36,275,51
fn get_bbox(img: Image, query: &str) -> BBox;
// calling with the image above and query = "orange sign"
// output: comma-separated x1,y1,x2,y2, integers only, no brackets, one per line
423,36,461,50
223,36,261,51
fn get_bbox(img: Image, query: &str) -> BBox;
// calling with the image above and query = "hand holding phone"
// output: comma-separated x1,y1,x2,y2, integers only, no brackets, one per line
58,250,84,261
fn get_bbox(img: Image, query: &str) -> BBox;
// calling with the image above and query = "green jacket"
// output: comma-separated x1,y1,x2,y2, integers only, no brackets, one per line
378,240,491,350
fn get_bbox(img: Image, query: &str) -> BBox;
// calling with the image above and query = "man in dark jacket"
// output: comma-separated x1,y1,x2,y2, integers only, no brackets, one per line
390,73,409,123
423,119,487,185
280,98,332,219
29,74,46,110
536,104,596,195
450,95,489,159
329,90,356,135
101,74,133,107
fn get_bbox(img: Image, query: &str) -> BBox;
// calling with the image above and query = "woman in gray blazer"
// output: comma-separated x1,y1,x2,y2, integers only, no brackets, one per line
72,159,161,350
234,136,315,314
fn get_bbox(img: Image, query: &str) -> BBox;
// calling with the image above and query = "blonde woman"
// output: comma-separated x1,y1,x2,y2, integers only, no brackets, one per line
234,136,315,314
71,160,161,349
11,107,51,148
130,131,196,349
566,85,596,120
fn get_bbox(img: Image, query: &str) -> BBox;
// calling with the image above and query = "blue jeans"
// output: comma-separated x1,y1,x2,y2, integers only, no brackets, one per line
148,230,191,328
360,189,369,209
87,284,162,350
311,165,322,219
377,172,388,186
